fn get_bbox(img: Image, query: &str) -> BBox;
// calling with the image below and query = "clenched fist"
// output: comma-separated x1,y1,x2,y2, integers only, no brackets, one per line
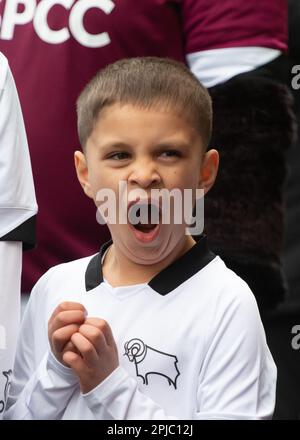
63,318,119,394
48,301,86,366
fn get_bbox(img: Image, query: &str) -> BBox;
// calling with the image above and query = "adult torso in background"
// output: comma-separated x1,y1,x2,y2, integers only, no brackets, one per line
183,0,290,312
0,0,185,291
183,0,287,87
284,0,300,303
182,0,287,53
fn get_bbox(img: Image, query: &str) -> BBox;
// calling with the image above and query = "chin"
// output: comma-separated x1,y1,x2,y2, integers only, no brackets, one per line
125,228,185,265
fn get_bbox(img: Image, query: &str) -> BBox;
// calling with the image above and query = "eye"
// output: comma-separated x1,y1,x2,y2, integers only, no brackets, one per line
108,152,130,160
160,150,182,158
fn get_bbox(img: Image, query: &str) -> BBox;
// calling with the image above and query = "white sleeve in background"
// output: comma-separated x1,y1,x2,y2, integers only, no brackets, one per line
4,351,78,420
3,276,79,420
0,242,22,417
0,52,37,419
0,52,37,237
186,47,281,88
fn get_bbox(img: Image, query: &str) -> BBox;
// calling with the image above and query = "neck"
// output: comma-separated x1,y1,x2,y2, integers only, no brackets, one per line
103,235,196,287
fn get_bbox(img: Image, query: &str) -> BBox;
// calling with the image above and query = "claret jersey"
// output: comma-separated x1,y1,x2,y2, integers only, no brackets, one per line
182,0,287,53
4,236,276,420
0,0,185,291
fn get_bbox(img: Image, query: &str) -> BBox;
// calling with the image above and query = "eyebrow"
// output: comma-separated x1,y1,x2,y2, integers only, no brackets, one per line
99,142,131,152
98,140,191,152
156,141,190,150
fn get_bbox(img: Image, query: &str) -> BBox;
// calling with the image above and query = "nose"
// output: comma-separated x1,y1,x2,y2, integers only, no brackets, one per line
128,159,161,189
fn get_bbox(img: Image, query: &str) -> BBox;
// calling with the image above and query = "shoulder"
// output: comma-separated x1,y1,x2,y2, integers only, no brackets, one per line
196,257,274,371
204,257,269,352
28,253,98,314
194,255,257,304
35,253,97,289
216,257,258,305
193,256,262,329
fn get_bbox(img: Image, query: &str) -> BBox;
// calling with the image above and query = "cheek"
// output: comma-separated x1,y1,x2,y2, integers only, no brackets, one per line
89,176,103,197
169,168,199,189
89,169,116,193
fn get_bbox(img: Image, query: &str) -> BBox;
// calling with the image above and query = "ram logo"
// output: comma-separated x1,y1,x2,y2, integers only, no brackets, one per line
124,338,180,389
0,369,12,414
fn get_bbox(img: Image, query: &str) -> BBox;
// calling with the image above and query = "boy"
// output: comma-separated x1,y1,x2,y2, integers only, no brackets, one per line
4,58,276,420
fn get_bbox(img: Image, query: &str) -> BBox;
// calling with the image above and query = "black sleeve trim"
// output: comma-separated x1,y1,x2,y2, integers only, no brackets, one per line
0,215,37,251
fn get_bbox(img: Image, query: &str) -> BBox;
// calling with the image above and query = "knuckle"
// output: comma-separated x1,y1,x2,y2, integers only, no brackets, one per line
72,310,84,323
52,330,62,344
55,314,64,327
82,324,100,339
48,321,52,333
98,319,109,330
83,343,94,355
90,326,101,338
70,333,78,344
58,302,69,311
63,341,76,352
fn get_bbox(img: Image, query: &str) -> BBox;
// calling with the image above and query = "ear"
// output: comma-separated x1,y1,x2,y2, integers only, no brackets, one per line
74,151,93,199
199,149,219,195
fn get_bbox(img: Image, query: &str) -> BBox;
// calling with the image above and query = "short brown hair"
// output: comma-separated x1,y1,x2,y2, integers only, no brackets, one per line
77,57,212,150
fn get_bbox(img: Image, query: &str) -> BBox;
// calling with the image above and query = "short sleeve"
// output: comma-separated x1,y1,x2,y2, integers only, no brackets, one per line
0,52,37,248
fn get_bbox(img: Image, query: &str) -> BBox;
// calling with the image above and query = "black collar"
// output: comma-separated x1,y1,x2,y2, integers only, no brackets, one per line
85,235,215,295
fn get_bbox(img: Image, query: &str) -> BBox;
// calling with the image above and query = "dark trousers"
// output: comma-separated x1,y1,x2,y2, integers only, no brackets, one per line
204,54,296,312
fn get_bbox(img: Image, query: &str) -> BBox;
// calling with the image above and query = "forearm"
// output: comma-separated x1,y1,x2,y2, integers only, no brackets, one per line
83,366,178,420
4,351,78,420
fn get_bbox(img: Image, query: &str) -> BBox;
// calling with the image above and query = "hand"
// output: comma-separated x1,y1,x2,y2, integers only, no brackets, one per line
48,302,86,366
63,318,119,394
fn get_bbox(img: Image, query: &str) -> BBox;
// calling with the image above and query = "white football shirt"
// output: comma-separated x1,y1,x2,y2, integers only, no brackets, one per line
4,236,276,420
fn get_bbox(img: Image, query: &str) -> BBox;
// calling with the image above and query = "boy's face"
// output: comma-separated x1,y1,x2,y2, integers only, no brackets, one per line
75,103,218,265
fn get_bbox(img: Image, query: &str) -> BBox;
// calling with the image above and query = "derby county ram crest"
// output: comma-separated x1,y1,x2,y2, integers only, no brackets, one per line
0,370,12,414
124,338,180,389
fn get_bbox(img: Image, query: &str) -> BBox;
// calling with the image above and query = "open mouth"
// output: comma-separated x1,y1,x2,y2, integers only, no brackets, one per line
128,203,160,230
127,200,161,241
133,222,157,233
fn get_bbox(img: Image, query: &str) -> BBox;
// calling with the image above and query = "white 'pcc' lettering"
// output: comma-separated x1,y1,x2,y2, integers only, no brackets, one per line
0,0,115,47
